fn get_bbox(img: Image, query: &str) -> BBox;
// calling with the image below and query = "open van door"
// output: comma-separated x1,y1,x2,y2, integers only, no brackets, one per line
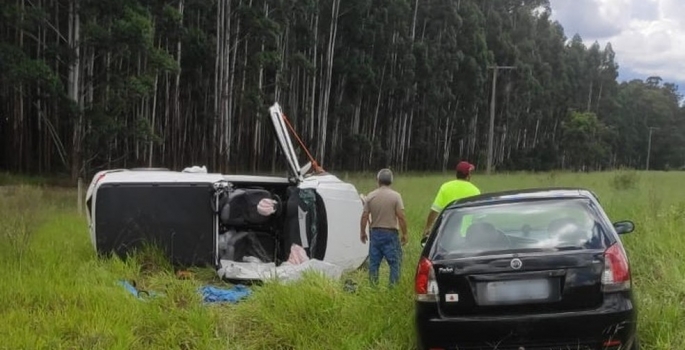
267,102,368,272
268,103,304,182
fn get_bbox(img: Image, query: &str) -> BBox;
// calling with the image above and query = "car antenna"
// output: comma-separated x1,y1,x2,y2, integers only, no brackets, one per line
279,110,325,174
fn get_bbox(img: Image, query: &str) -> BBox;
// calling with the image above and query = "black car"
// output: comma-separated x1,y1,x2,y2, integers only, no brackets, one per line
414,188,638,350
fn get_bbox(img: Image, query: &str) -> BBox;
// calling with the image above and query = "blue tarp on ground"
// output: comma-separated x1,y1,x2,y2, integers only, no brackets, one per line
119,280,251,304
199,284,251,304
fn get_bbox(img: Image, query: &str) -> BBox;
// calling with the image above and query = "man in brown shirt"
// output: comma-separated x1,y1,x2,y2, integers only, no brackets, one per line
359,168,408,286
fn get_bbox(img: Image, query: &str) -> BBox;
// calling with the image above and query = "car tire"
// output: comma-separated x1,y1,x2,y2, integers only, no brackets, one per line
632,338,640,350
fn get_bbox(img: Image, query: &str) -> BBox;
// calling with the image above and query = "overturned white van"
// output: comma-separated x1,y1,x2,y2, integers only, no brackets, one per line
85,103,368,281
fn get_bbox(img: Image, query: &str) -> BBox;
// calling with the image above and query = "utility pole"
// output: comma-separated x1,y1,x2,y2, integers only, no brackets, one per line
646,126,658,170
486,65,516,175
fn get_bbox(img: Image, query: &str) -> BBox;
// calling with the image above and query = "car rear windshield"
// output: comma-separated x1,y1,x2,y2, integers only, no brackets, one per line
431,198,608,259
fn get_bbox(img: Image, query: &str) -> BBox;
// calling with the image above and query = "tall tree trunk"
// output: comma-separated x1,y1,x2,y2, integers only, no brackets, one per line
226,0,240,171
254,2,267,173
17,0,26,172
309,11,319,142
68,0,82,181
220,0,232,171
369,60,386,166
148,69,159,167
174,0,184,169
213,0,224,169
596,81,603,113
316,0,340,166
586,80,593,112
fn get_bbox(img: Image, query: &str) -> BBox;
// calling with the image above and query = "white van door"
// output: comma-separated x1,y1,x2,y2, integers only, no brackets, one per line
268,103,304,182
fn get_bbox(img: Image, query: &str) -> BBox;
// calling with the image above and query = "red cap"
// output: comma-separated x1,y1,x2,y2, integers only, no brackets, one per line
456,161,475,176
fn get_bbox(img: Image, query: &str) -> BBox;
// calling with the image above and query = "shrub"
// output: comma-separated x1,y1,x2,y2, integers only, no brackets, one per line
610,170,640,190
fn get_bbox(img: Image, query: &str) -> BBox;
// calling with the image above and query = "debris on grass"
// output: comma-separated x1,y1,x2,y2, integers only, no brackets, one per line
343,279,358,294
176,270,194,280
199,285,251,304
119,279,252,304
118,280,163,300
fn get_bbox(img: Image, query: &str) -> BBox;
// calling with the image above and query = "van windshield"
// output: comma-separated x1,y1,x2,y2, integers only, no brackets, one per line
431,198,608,259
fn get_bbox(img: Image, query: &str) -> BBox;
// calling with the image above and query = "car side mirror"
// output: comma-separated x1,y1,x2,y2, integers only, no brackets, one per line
613,220,635,235
420,236,428,247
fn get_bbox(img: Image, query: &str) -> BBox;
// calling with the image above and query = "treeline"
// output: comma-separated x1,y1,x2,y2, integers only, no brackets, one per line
1,0,684,180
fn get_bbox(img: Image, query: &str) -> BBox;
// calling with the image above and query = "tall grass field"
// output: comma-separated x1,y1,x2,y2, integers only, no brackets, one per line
0,170,683,349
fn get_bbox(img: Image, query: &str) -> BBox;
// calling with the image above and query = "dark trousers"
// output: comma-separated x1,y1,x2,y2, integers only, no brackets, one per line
368,228,402,285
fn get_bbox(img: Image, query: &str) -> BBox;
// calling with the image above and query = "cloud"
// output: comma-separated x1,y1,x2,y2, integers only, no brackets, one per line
550,0,685,87
551,0,631,39
632,0,659,21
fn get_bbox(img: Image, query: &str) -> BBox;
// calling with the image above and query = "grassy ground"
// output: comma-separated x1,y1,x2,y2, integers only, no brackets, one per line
0,170,683,349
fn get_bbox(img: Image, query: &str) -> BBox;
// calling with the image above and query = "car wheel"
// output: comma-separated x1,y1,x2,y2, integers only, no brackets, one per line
631,338,640,350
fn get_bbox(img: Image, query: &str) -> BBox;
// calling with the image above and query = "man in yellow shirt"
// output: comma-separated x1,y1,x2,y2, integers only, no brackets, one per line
422,161,481,238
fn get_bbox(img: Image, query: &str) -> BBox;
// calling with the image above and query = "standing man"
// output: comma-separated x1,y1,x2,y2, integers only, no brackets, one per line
422,161,481,239
360,168,408,286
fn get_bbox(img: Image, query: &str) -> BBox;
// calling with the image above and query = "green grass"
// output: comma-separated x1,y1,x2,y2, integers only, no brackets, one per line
0,170,684,349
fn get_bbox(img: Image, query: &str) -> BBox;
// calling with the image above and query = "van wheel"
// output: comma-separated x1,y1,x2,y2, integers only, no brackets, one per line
632,338,640,350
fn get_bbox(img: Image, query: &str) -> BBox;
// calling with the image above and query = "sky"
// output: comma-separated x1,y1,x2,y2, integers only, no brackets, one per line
549,0,685,91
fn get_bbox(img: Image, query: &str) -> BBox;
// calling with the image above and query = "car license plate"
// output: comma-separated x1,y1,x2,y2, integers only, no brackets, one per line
482,279,551,304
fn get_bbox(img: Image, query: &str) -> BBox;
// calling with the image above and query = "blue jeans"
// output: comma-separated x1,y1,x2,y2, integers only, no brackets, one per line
368,228,402,286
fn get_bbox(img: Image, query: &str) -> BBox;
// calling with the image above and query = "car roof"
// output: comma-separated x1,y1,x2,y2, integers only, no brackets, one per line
444,187,599,210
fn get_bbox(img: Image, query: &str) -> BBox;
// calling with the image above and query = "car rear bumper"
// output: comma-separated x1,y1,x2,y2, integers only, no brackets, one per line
415,293,637,350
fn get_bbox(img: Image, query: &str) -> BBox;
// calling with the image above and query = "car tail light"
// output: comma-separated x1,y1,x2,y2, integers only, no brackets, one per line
601,243,631,292
415,257,439,302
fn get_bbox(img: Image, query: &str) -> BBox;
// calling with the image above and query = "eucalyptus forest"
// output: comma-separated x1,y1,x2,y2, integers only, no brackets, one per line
2,0,684,180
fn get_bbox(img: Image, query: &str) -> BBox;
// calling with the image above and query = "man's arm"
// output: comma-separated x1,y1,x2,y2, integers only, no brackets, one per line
396,194,408,245
397,208,408,245
360,194,371,244
360,210,370,244
423,185,445,236
423,210,438,237
359,194,370,244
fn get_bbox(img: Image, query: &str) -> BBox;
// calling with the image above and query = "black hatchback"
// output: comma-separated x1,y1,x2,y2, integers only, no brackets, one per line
414,188,638,350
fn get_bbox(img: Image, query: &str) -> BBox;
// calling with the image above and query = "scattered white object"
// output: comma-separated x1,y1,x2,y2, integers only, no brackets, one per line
243,256,263,263
182,165,208,173
218,261,278,280
273,259,344,283
217,257,344,283
257,198,277,216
